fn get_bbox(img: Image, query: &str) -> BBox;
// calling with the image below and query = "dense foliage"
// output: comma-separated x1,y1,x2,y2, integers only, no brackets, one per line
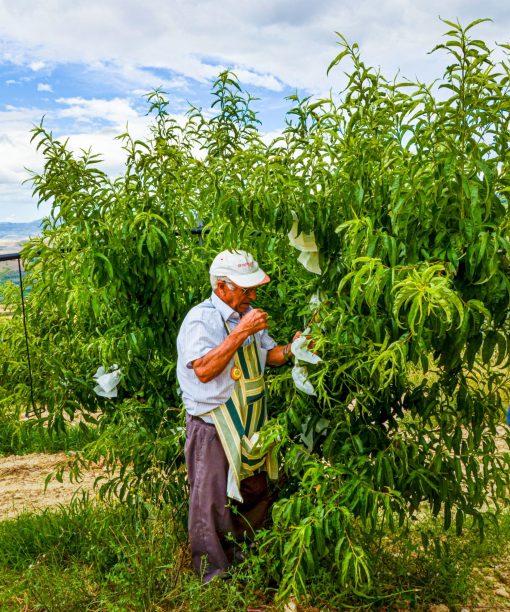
2,19,510,600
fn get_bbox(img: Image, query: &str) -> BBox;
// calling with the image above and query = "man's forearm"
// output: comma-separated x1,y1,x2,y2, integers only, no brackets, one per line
267,344,293,367
192,308,271,383
192,328,248,383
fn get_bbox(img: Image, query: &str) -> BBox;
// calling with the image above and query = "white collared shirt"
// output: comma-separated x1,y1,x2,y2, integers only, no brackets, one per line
176,292,277,418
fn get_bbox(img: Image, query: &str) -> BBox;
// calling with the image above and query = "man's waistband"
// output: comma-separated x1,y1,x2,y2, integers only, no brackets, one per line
189,414,215,426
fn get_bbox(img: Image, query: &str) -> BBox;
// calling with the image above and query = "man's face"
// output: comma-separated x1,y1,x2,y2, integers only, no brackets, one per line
215,280,258,313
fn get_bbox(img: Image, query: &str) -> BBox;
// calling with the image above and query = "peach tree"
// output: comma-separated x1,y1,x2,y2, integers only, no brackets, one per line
2,18,510,601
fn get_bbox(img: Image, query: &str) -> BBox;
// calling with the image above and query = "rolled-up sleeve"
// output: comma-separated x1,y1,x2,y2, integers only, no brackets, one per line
259,329,277,351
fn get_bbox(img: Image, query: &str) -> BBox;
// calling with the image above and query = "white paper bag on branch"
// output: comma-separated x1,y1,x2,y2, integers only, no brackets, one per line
93,364,121,398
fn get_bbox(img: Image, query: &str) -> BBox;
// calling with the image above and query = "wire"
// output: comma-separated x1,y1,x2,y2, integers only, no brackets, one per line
17,257,36,418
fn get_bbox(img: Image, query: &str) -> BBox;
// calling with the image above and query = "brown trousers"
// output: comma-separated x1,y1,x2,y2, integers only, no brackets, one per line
185,414,273,582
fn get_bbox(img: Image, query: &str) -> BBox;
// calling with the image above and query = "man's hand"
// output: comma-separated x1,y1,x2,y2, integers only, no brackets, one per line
235,308,269,337
293,330,316,351
192,309,269,383
267,329,299,368
267,330,318,368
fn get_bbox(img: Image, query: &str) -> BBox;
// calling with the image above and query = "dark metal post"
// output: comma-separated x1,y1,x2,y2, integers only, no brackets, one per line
16,257,36,418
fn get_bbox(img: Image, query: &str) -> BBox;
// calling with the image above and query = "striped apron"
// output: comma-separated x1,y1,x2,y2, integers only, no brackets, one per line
210,326,278,502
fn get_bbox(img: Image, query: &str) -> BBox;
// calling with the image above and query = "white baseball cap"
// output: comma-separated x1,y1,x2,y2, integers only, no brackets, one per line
210,250,270,287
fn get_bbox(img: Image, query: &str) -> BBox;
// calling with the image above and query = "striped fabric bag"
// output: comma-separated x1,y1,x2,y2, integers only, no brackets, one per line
211,333,278,502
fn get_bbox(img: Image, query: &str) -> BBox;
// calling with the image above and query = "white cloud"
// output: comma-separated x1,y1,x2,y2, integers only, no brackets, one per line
261,128,284,146
37,82,53,92
29,61,45,71
0,106,46,182
81,61,193,96
0,96,155,221
0,0,505,93
55,96,140,124
0,134,14,145
231,68,283,92
0,106,47,222
0,182,50,222
1,0,506,94
52,98,154,177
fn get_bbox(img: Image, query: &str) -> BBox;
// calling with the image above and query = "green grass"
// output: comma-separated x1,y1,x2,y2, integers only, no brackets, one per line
0,419,98,457
0,495,254,611
1,493,510,610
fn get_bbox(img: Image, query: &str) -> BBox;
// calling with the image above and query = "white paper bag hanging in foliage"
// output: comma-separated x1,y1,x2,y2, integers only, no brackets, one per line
291,331,322,365
288,212,322,275
292,365,317,396
290,329,321,395
93,364,121,398
297,251,321,275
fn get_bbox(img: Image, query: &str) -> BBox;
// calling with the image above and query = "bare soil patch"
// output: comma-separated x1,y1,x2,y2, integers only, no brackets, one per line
0,452,107,521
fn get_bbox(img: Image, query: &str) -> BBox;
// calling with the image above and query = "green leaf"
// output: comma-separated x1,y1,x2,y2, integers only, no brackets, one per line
465,333,483,369
482,331,498,364
327,48,351,75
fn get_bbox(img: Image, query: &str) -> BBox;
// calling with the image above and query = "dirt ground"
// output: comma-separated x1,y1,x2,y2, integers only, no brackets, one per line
0,430,508,522
0,452,107,520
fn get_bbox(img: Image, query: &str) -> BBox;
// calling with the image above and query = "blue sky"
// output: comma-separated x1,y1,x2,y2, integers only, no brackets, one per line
1,0,509,222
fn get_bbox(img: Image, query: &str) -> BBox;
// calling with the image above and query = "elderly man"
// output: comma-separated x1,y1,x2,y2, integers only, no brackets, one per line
177,249,295,582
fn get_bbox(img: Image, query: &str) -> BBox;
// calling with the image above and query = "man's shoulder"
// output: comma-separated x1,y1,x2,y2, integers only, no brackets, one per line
181,298,221,326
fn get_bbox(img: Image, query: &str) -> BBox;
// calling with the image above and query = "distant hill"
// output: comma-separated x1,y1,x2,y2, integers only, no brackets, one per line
0,220,42,255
